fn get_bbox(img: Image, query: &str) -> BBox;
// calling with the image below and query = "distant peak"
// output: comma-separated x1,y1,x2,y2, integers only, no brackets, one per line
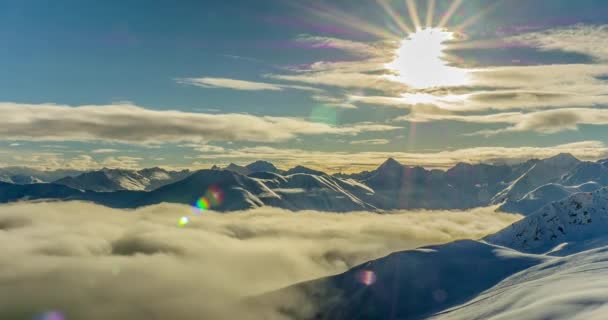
285,165,325,176
454,162,473,169
223,163,251,175
225,163,246,170
544,153,579,166
549,153,577,160
246,160,279,173
378,158,403,170
247,160,273,166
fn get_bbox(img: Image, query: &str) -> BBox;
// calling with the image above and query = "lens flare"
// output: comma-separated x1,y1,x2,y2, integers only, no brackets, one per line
358,270,377,286
206,185,225,206
196,197,211,211
193,185,225,214
178,216,190,227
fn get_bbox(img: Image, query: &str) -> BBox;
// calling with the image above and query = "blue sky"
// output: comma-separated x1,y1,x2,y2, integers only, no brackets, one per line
2,0,608,172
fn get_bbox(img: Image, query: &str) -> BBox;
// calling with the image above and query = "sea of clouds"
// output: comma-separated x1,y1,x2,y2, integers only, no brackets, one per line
0,201,521,319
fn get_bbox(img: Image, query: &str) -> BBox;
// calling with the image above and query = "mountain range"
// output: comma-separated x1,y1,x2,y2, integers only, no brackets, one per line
2,153,608,214
54,167,191,192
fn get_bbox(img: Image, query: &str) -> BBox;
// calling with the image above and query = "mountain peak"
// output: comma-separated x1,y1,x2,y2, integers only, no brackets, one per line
246,160,279,173
377,158,403,171
224,163,251,175
544,153,579,166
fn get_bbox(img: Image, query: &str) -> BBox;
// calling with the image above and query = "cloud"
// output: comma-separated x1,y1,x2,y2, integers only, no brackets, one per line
294,35,389,57
91,149,120,154
0,152,145,171
311,95,358,109
288,58,391,74
265,35,403,93
400,108,608,136
350,139,390,145
176,77,320,92
194,141,608,172
508,24,608,62
0,201,520,319
194,145,226,153
345,63,608,114
100,156,143,169
0,102,400,145
267,71,408,93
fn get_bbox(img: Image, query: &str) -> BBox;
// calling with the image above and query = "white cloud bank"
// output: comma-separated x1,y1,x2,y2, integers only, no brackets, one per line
0,102,399,145
0,201,520,319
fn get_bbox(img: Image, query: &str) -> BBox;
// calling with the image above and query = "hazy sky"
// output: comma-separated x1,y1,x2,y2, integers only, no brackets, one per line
2,0,608,172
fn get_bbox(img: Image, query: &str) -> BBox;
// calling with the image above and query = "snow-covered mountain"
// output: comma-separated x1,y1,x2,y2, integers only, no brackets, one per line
219,161,283,175
246,160,281,174
0,169,377,211
222,163,252,175
0,167,82,184
53,167,191,192
431,245,608,320
491,153,580,204
257,186,608,319
488,187,608,254
433,188,608,318
258,240,546,320
6,153,608,213
285,165,326,176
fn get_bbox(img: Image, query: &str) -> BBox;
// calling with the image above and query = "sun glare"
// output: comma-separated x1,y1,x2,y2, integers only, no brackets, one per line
387,28,469,89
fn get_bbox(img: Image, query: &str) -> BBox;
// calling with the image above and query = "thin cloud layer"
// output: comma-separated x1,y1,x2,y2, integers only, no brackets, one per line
0,201,520,319
294,34,388,57
400,108,608,136
350,139,390,145
176,77,320,92
0,102,399,145
508,24,608,62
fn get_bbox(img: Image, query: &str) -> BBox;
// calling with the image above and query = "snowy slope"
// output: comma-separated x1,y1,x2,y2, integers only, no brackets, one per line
499,182,602,215
492,153,580,203
260,173,377,211
432,246,608,320
488,187,608,254
246,160,281,174
0,167,81,184
0,174,44,184
54,168,190,192
257,185,608,320
259,240,545,320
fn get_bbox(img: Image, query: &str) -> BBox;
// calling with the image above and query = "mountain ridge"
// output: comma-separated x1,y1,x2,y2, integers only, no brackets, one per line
5,153,608,214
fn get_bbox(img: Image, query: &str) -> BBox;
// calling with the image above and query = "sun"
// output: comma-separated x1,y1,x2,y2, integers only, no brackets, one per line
386,27,469,89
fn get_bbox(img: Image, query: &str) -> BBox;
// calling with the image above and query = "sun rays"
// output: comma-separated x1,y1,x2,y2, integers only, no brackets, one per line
290,0,503,89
